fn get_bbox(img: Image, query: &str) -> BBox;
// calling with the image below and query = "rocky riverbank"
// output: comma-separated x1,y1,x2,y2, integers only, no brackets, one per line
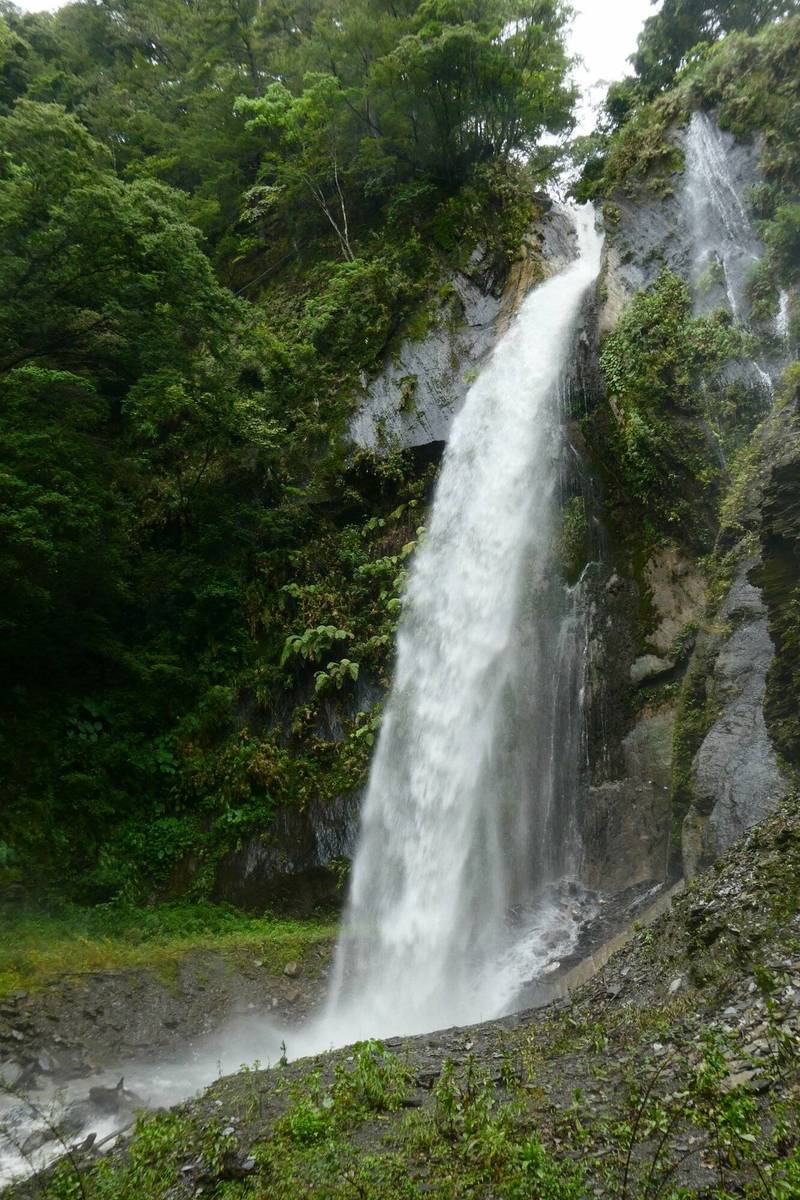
0,940,334,1089
5,794,797,1199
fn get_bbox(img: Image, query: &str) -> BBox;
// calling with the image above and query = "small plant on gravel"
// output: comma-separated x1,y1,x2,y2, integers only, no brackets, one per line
333,1040,411,1115
602,1026,800,1200
283,1095,332,1145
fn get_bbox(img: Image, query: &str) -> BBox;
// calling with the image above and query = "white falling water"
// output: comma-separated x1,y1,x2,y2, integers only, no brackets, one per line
0,208,603,1184
684,111,761,323
313,205,604,1044
777,289,791,342
684,110,775,397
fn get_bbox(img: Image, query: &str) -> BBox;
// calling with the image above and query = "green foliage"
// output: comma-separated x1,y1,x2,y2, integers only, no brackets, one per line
314,659,360,694
281,627,354,668
0,901,335,997
764,202,800,286
599,93,685,196
554,494,589,584
631,0,800,96
232,0,574,267
596,270,747,544
275,1041,412,1153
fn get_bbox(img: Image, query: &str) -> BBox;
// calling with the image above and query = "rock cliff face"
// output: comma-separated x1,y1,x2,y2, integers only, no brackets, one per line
584,111,796,893
683,567,787,873
349,203,578,452
214,790,359,911
218,115,797,911
679,390,800,874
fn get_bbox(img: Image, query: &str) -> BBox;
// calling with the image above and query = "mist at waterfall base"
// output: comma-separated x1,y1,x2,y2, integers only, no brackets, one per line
0,208,604,1182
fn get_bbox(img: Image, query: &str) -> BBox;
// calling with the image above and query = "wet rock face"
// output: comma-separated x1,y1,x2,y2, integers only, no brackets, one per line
214,791,359,912
643,547,706,657
684,569,788,875
599,121,762,332
580,708,674,894
579,544,705,894
756,400,800,770
349,205,578,453
599,189,689,333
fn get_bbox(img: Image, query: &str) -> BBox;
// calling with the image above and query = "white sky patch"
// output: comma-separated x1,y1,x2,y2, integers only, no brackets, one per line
568,0,659,135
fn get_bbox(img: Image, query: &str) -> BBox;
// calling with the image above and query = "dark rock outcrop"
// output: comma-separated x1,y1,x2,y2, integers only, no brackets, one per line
213,791,359,912
683,568,788,873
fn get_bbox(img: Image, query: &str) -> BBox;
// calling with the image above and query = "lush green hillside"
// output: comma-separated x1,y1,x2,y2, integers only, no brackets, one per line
0,0,576,903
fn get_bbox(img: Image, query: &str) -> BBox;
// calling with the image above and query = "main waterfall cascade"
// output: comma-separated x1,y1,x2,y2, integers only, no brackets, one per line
1,206,606,1182
315,204,605,1043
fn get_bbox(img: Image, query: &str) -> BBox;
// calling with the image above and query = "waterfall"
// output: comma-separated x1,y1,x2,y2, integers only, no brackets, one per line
684,110,779,396
314,206,604,1044
684,111,762,323
777,290,791,342
0,210,603,1185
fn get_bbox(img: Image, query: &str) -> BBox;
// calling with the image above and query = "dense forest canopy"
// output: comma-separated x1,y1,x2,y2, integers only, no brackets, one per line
632,0,800,94
0,0,575,264
0,0,576,901
2,0,799,910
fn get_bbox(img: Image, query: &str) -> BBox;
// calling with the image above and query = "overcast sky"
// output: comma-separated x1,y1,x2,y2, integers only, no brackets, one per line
570,0,656,132
14,0,658,134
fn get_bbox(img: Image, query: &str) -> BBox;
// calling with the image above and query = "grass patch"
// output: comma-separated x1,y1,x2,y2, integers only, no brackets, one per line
0,902,337,998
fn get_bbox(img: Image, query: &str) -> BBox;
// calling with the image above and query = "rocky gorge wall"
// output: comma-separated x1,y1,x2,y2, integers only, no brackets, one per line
348,202,579,453
217,118,799,913
583,111,798,892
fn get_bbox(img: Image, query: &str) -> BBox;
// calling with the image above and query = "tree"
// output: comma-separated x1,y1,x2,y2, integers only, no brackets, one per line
369,0,575,185
239,73,359,258
632,0,800,94
0,100,277,880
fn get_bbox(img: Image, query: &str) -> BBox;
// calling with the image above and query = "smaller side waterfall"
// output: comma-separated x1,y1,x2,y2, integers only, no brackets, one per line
684,110,787,393
684,111,762,323
777,290,791,342
311,207,604,1047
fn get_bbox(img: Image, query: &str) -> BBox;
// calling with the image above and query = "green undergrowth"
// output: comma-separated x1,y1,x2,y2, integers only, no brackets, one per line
17,800,799,1200
0,902,336,999
589,269,754,553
